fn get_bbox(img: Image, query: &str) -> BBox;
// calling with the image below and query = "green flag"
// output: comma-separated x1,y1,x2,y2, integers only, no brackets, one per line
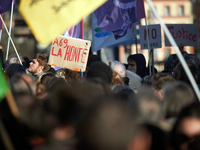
0,63,9,101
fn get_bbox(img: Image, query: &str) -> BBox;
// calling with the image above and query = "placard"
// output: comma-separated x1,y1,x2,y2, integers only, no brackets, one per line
48,36,91,72
140,24,161,50
165,24,199,47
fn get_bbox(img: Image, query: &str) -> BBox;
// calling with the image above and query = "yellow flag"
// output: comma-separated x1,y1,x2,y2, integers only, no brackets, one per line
19,0,107,45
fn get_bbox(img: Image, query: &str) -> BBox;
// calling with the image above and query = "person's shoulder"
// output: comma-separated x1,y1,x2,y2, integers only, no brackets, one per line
126,70,142,81
25,68,37,79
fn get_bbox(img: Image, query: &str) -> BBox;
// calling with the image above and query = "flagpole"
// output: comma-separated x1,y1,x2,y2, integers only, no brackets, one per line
146,0,200,101
0,14,3,42
144,18,151,76
5,0,15,61
81,19,84,39
0,30,2,42
0,15,22,65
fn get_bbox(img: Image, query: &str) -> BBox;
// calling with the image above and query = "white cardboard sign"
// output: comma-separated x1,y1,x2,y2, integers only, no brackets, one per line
140,24,161,50
48,35,91,72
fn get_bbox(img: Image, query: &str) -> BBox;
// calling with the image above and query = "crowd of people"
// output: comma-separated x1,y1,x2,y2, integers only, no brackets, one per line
1,45,200,150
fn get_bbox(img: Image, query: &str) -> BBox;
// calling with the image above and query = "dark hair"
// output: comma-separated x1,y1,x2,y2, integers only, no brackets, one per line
111,84,135,102
39,72,55,84
173,63,199,86
57,68,81,86
87,54,101,67
152,73,175,90
5,63,26,79
163,81,196,119
86,61,113,84
169,102,200,150
33,53,50,71
127,54,147,78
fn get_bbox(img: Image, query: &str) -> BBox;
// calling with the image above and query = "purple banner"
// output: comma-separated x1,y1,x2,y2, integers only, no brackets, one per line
63,20,84,39
94,0,145,39
0,0,13,14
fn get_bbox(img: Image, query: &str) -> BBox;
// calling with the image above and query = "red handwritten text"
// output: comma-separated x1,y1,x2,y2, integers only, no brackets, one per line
168,26,197,41
52,38,88,64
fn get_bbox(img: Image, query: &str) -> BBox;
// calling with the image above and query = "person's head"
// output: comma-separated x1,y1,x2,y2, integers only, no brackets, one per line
141,75,152,87
40,83,84,139
78,99,146,150
163,54,180,74
86,61,113,84
127,54,147,78
110,61,126,78
152,73,175,100
111,84,135,102
5,53,26,68
184,54,200,71
134,86,162,125
28,53,49,75
169,102,200,150
37,72,55,85
35,72,56,99
87,54,101,68
162,81,196,119
57,68,81,86
173,62,199,87
9,73,36,96
127,57,137,74
5,63,26,80
45,77,67,92
111,71,124,86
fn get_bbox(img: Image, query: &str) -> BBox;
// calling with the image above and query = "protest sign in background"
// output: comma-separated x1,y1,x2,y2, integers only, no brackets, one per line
19,0,106,45
140,24,161,50
165,24,199,47
48,36,91,72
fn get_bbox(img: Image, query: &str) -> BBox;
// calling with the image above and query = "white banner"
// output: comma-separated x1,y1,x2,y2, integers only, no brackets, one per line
165,24,199,47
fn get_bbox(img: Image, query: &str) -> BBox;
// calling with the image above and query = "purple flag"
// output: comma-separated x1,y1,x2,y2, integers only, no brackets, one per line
94,0,145,39
63,20,84,39
0,0,13,14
